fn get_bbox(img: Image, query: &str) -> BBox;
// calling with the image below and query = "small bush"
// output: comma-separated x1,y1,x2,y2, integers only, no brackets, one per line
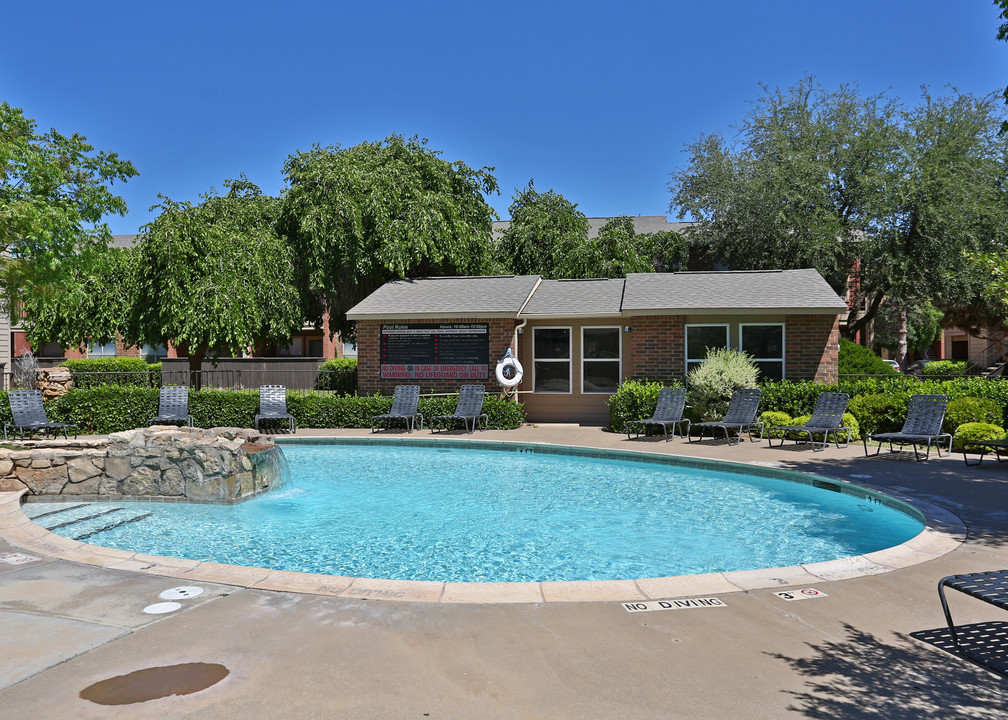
687,348,759,421
944,396,1004,434
841,413,860,441
922,360,972,377
315,358,358,394
848,393,908,436
953,422,1007,452
60,357,161,388
838,338,898,376
607,379,669,433
759,380,831,417
759,411,792,439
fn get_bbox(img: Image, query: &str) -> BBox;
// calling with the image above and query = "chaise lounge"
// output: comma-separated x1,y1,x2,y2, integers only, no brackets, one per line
148,385,194,427
431,385,487,434
372,385,424,433
765,392,851,452
687,388,763,446
863,393,952,461
625,387,690,441
254,385,297,434
5,390,78,441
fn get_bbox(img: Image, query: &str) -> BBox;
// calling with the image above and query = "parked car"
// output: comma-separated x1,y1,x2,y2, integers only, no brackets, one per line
883,359,900,372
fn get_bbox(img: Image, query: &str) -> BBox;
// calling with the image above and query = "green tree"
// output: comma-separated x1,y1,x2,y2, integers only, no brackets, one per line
498,180,589,278
871,299,943,360
669,78,1008,353
945,252,1008,365
281,135,499,336
584,216,688,277
129,179,303,380
0,102,137,317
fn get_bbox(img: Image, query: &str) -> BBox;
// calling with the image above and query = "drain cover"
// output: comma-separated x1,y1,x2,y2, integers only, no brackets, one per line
80,663,229,705
159,586,205,600
143,602,182,615
849,474,873,479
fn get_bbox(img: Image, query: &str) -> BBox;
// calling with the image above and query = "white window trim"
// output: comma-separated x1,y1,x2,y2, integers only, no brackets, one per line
581,326,622,394
532,326,572,394
685,323,730,371
739,323,786,379
88,341,117,358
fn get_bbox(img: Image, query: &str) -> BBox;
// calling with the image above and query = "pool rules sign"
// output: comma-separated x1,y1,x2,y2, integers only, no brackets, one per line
380,324,490,380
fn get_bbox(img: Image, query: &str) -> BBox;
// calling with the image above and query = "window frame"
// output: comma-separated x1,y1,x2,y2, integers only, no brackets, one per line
532,326,572,394
739,322,786,380
88,341,117,358
581,325,622,394
685,323,730,373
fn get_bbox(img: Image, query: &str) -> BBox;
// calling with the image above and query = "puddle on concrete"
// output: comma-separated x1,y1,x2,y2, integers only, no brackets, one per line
80,663,229,705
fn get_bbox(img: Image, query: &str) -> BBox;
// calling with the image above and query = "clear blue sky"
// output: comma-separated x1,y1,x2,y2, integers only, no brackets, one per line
2,1,1003,235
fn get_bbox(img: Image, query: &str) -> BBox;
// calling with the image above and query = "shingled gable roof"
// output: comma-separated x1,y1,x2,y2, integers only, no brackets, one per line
346,275,541,319
348,268,847,320
519,278,625,317
621,269,848,314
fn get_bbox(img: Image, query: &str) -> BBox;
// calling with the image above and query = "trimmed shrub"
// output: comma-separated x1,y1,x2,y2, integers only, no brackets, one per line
838,338,898,375
953,422,1007,453
49,386,160,434
687,348,759,421
779,411,860,442
60,358,161,388
841,413,860,441
848,393,908,436
607,379,669,433
759,411,792,439
758,380,833,417
943,396,1004,434
315,358,358,394
922,360,972,377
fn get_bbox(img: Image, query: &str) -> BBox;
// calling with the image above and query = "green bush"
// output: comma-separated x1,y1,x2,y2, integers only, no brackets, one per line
42,386,525,434
759,411,792,439
687,348,759,421
60,357,161,388
953,422,1007,452
315,358,358,394
944,396,1004,434
838,338,898,375
847,393,908,436
921,360,972,377
758,380,834,417
606,379,671,433
841,412,860,441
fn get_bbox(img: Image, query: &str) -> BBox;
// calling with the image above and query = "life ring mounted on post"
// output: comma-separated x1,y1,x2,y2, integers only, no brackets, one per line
495,348,524,393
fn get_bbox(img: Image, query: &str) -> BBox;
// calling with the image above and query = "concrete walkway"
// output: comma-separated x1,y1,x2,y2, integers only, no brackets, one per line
0,425,1006,718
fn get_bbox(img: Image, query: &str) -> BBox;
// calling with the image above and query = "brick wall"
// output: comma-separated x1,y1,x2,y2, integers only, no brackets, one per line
356,317,517,396
626,315,686,382
786,314,839,382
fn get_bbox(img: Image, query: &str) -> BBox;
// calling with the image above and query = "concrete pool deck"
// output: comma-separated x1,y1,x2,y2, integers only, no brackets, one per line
1,424,1006,717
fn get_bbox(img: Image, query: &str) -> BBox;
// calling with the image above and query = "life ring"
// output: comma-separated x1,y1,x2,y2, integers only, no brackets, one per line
495,352,524,387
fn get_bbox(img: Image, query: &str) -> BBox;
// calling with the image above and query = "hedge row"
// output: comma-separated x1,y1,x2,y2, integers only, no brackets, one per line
59,358,162,389
3,387,525,435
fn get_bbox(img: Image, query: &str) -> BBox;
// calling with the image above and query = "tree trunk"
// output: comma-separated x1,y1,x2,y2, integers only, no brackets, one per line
188,344,207,390
844,289,886,341
896,304,909,369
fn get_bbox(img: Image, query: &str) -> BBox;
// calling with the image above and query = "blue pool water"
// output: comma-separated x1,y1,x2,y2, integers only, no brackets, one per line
29,442,924,583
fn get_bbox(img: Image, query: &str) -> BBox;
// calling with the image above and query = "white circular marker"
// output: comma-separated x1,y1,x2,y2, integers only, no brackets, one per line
159,586,205,600
143,601,182,615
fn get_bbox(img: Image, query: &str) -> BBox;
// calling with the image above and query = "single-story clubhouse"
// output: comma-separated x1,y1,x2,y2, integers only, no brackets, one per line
346,269,848,423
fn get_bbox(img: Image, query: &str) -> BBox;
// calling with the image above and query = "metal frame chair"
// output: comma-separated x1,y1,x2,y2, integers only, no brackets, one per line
625,387,690,441
148,385,194,427
687,388,763,446
766,392,851,452
4,390,78,441
431,385,488,434
254,385,296,433
863,393,952,461
371,385,424,433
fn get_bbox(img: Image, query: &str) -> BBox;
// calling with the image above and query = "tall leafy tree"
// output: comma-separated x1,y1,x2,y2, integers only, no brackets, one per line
0,102,137,317
129,179,303,380
281,135,499,336
498,180,589,278
669,78,1008,359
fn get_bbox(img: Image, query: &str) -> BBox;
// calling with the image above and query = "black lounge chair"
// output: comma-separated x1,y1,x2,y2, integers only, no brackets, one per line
962,439,1008,466
372,385,423,433
863,393,952,461
625,387,690,441
766,392,851,452
254,385,296,433
431,385,487,434
4,390,78,441
687,388,763,446
148,385,194,427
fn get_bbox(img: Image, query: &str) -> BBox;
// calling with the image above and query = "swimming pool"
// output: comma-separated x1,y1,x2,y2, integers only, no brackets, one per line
28,440,924,583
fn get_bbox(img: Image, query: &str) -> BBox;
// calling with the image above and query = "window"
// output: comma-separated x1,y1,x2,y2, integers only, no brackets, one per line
533,327,571,393
582,327,621,393
342,340,358,358
685,324,729,373
88,341,117,358
277,337,303,357
307,338,324,357
141,344,167,363
740,324,784,380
